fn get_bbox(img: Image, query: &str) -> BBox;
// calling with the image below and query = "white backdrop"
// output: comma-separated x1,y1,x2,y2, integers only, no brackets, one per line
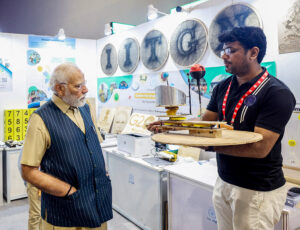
0,33,97,141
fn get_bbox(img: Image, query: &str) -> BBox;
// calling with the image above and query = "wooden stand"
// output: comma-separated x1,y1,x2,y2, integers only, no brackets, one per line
155,120,231,138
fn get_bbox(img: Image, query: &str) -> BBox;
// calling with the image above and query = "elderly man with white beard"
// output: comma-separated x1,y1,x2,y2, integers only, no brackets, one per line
21,62,112,230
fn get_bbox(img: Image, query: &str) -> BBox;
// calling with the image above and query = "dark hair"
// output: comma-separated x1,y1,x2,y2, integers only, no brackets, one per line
218,26,266,63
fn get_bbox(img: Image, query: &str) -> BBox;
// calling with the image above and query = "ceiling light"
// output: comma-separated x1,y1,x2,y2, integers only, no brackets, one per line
57,28,66,40
147,4,167,21
172,0,211,14
104,22,113,36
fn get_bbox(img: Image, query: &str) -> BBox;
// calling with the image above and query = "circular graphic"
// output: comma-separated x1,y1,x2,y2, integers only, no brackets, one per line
209,3,262,57
119,81,129,89
141,30,169,71
131,81,140,91
288,139,296,147
118,37,140,73
170,19,208,67
244,95,257,106
37,66,43,72
27,50,41,65
160,72,169,81
100,43,118,75
114,93,119,101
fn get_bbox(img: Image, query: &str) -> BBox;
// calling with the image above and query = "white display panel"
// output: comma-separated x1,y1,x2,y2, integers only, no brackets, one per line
169,174,217,230
282,112,300,168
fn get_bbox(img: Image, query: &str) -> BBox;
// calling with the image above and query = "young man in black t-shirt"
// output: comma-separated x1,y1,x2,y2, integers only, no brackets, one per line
202,27,295,230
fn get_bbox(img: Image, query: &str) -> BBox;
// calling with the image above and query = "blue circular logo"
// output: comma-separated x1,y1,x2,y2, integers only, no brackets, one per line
244,95,256,106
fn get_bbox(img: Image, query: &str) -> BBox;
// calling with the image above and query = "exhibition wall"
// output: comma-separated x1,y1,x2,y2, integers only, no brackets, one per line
96,0,300,117
1,0,300,142
0,33,97,141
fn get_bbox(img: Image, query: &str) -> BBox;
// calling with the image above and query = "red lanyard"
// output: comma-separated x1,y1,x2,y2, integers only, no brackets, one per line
222,71,269,125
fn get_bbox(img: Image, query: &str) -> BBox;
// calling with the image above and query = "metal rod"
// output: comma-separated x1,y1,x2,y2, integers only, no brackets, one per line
197,79,202,116
187,73,192,115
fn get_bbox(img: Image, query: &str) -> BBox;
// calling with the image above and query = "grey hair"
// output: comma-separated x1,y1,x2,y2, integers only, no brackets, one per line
49,62,83,93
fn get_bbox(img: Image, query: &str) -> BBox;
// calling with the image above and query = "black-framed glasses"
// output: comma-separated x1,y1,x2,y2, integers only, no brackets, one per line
60,80,87,90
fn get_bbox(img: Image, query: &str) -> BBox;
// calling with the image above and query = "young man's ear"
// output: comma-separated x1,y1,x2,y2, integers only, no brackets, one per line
249,46,259,61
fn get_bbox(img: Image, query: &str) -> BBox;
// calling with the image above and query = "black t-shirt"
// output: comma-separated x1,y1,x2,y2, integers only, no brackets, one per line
207,68,296,191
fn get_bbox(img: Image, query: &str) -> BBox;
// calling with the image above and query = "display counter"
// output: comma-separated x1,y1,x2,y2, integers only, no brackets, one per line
3,146,27,203
103,147,168,230
101,136,118,166
165,162,300,230
165,161,218,230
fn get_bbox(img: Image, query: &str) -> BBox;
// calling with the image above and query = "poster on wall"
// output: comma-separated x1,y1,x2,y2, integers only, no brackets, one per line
0,63,12,92
278,0,300,54
0,34,13,92
26,35,76,106
97,61,276,117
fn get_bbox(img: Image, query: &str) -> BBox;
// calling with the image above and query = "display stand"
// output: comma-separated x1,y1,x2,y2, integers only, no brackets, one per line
3,146,27,203
103,147,167,230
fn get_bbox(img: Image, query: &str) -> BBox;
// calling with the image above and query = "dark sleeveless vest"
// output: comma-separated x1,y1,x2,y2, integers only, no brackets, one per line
35,100,112,227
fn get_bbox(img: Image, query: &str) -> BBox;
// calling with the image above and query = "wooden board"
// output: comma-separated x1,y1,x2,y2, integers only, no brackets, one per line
161,120,227,125
283,167,300,185
159,120,233,130
151,130,263,147
156,125,222,138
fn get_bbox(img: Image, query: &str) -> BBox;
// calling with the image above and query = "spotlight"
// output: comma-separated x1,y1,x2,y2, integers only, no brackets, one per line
57,28,66,40
147,4,167,21
104,23,113,36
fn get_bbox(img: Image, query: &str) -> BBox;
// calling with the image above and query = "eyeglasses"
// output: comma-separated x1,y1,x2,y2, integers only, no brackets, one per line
60,80,87,90
220,47,238,57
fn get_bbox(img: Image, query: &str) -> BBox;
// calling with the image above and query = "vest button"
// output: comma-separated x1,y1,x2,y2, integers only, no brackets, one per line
90,151,93,154
96,189,99,193
94,164,96,168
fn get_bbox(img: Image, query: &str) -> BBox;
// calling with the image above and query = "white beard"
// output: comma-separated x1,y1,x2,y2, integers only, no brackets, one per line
62,89,86,107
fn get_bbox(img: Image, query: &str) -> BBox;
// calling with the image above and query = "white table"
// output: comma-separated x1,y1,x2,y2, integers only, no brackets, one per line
165,161,218,230
165,161,300,230
3,146,27,203
103,147,168,230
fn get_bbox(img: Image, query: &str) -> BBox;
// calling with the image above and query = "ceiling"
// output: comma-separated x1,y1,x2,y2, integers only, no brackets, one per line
0,0,195,39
